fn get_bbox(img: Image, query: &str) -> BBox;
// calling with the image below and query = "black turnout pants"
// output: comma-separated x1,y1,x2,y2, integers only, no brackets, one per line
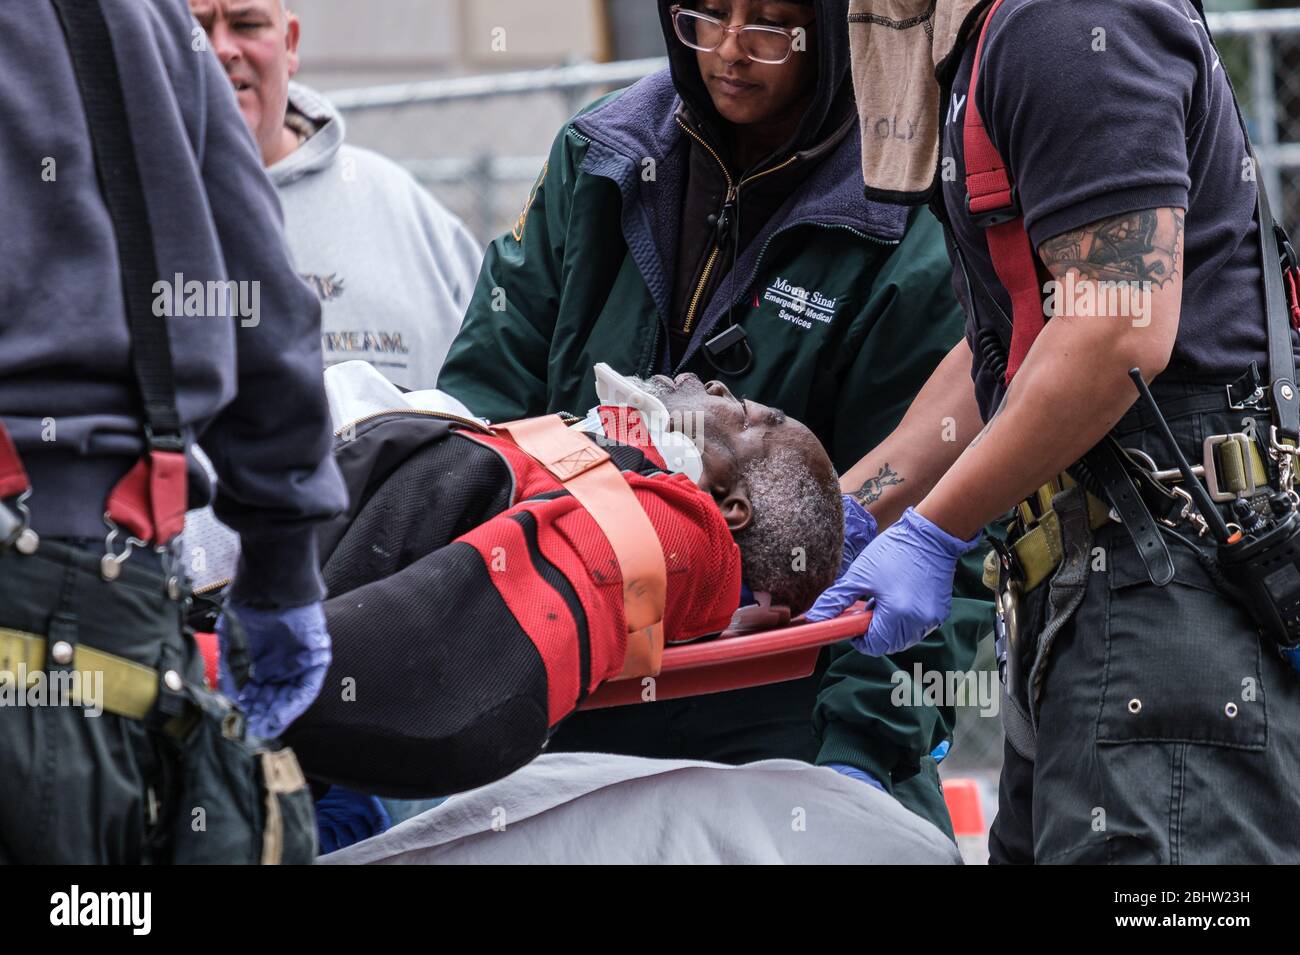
990,401,1300,864
0,540,196,864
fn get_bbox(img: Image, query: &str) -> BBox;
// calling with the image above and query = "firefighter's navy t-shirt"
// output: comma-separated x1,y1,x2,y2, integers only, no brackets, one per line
940,0,1284,419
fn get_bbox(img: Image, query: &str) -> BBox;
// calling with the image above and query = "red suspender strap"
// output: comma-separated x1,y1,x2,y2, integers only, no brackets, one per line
1284,259,1300,330
493,415,668,679
0,422,31,501
105,449,189,546
962,0,1044,383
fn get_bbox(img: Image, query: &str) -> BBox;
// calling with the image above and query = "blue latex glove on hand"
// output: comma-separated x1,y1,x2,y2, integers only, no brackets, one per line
826,762,887,793
217,601,331,739
1284,647,1300,675
805,507,982,655
839,494,879,577
316,786,391,855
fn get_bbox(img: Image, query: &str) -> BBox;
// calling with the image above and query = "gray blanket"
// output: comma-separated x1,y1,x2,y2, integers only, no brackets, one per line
319,754,961,865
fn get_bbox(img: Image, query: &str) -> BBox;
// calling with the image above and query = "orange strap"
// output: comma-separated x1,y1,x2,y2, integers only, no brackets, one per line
493,416,667,679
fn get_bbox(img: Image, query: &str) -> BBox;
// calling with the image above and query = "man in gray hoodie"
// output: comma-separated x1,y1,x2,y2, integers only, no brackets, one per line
0,0,347,862
191,0,484,391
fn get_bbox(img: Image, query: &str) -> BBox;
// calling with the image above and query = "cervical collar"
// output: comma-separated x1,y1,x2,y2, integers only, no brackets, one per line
588,364,705,484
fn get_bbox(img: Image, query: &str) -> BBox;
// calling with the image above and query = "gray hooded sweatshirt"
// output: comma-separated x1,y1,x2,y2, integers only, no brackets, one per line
267,84,483,391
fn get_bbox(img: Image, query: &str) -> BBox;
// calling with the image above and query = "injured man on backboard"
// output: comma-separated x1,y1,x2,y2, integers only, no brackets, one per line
191,365,845,800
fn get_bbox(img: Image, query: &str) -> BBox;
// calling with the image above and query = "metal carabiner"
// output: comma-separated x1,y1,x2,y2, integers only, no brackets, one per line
100,514,147,582
1269,425,1299,490
1160,486,1210,537
1,490,40,555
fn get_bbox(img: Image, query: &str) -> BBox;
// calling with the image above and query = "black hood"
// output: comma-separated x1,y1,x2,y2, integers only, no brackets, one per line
657,0,852,166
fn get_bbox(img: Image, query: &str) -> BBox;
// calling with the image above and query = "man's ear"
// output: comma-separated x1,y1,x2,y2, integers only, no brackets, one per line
285,10,301,77
719,486,753,534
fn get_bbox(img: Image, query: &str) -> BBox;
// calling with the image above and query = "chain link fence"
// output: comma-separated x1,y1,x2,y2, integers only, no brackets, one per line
325,11,1300,799
329,9,1300,244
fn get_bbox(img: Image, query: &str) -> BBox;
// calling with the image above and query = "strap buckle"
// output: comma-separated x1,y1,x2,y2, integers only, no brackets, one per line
143,424,185,454
1203,433,1258,503
966,185,1019,228
1126,435,1261,504
1226,362,1268,411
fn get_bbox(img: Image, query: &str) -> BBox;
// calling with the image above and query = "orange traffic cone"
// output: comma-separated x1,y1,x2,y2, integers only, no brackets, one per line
943,777,988,865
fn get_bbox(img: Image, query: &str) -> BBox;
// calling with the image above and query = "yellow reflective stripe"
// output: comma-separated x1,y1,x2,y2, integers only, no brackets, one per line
0,626,157,720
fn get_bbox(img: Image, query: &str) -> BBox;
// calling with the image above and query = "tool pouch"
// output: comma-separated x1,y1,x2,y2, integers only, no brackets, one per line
159,678,316,864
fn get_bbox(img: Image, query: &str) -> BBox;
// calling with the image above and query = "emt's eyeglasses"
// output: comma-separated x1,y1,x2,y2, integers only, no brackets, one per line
670,5,803,65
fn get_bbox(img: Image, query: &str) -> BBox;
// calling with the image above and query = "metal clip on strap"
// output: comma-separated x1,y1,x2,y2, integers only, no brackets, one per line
0,424,38,555
493,416,668,680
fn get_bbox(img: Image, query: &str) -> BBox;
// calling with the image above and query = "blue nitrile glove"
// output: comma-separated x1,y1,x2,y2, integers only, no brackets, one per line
839,494,879,576
805,507,982,655
931,739,952,764
826,762,887,793
217,601,331,740
1284,647,1300,676
316,786,391,855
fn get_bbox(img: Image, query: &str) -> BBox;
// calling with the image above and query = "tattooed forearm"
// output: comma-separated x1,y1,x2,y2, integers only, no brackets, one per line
851,463,904,505
1037,208,1184,287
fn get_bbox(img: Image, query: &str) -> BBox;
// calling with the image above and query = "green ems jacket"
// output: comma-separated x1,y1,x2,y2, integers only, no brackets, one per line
439,71,993,833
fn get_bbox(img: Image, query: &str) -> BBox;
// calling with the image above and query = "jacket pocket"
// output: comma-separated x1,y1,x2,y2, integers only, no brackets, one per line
1098,539,1267,749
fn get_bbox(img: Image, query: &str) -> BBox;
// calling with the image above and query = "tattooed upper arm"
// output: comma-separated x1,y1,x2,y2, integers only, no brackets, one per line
1037,208,1185,286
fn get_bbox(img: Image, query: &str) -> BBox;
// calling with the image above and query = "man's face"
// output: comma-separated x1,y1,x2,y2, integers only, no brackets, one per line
636,373,833,530
190,0,301,165
687,0,817,129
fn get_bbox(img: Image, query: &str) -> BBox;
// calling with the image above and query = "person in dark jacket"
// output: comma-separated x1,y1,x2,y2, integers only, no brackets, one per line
0,0,345,863
438,0,992,835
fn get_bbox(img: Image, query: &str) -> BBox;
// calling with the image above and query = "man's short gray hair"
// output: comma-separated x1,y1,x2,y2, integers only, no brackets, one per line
735,446,843,615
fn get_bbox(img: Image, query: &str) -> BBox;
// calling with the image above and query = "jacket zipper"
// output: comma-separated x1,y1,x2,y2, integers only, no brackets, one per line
676,117,798,335
193,577,231,597
334,407,491,437
572,119,904,369
674,222,900,372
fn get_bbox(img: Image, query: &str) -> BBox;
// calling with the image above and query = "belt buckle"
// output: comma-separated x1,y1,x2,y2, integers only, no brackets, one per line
1203,433,1256,503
